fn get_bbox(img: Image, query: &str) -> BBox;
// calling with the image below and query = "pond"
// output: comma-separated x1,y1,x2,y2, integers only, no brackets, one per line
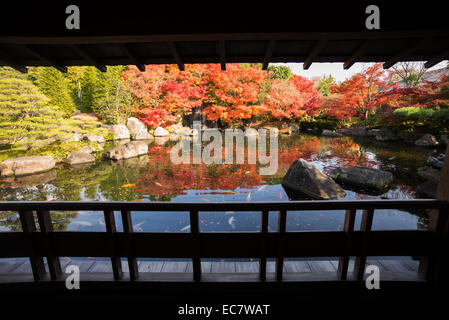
0,133,438,233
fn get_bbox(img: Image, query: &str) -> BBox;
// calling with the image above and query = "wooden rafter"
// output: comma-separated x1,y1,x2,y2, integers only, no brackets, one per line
69,45,107,72
0,51,27,73
383,38,425,69
168,42,184,71
262,40,277,70
119,44,145,72
344,40,370,69
23,45,67,73
303,39,327,70
424,49,449,68
218,40,226,71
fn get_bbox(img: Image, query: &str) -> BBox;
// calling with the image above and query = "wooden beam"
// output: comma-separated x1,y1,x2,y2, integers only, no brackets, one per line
383,38,425,69
119,44,145,72
69,45,107,72
303,39,327,70
218,40,226,70
168,42,184,71
23,45,67,73
344,40,370,69
424,49,449,68
0,58,27,73
262,40,277,70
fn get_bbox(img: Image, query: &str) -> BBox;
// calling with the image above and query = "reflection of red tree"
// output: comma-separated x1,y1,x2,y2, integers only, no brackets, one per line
134,146,262,197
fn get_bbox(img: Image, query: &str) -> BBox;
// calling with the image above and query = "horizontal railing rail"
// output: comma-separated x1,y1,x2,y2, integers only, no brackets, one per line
0,199,447,283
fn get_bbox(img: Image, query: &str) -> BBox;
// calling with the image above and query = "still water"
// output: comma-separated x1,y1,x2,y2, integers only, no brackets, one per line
0,133,437,232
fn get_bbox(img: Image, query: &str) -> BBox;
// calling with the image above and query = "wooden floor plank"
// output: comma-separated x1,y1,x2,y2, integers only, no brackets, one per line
235,261,259,273
211,262,236,273
285,261,312,273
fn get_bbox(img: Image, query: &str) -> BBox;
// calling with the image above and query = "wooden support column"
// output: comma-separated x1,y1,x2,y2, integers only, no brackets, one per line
190,210,201,281
259,210,269,281
37,210,62,280
337,209,356,279
121,210,139,280
275,210,287,281
354,209,374,280
104,210,123,280
19,210,46,280
419,143,449,283
218,40,226,71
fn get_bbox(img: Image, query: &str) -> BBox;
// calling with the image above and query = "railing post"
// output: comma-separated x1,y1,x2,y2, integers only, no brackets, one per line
121,210,139,280
104,210,123,280
338,208,356,280
190,210,201,281
259,210,269,281
36,210,62,280
354,209,374,280
276,210,287,281
19,210,46,280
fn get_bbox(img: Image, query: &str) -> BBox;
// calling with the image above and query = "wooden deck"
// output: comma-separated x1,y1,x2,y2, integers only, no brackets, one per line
0,257,420,283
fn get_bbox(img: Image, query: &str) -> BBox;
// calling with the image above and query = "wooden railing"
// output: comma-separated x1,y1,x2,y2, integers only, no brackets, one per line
0,200,448,283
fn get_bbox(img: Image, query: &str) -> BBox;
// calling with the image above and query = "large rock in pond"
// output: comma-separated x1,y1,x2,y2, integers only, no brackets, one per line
83,134,105,143
329,166,393,190
109,124,131,140
65,151,95,165
321,129,343,137
417,180,438,198
126,117,147,134
282,159,346,200
427,156,444,170
415,134,438,147
154,126,169,137
104,141,148,160
375,129,396,141
0,155,55,177
133,131,153,140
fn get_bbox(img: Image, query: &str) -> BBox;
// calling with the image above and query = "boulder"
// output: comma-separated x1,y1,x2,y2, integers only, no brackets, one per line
416,180,438,198
79,143,103,153
375,129,396,141
351,128,367,137
83,134,105,143
154,136,170,145
109,124,131,140
322,129,343,137
437,153,445,162
154,126,170,137
336,128,352,136
415,134,438,147
282,159,346,200
418,167,440,182
133,131,153,140
329,166,393,191
367,129,380,137
126,117,147,135
104,141,148,160
65,151,95,165
427,156,444,170
68,133,83,142
0,155,55,177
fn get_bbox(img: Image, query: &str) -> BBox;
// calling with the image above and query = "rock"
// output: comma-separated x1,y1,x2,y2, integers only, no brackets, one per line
79,145,95,154
104,141,148,160
279,127,292,135
126,117,147,135
437,153,445,162
427,156,444,170
322,129,343,137
351,128,367,136
244,128,259,137
418,167,440,182
416,180,438,198
0,155,55,177
439,135,448,147
1,169,57,188
290,125,299,132
282,159,346,200
65,151,95,165
415,134,438,147
329,166,393,190
375,129,396,141
367,129,380,137
336,128,352,136
154,136,170,145
133,131,153,140
109,124,131,140
83,134,105,143
154,126,169,137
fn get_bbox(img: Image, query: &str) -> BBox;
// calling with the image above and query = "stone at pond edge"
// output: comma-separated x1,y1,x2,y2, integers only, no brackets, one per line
427,156,444,170
104,141,149,160
418,166,441,182
82,134,105,143
109,124,131,140
126,117,147,134
154,126,170,137
282,159,346,200
65,151,96,165
321,129,343,137
329,166,393,191
133,131,154,140
415,134,438,147
0,155,55,177
416,180,438,198
375,129,396,141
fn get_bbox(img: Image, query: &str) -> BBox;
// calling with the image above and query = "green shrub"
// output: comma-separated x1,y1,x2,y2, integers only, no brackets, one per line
390,106,449,134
